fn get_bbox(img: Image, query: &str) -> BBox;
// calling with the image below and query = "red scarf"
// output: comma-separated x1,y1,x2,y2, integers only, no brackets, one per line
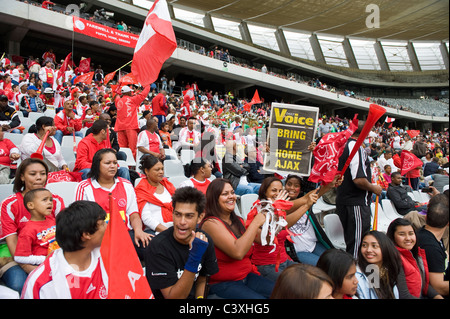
135,177,176,223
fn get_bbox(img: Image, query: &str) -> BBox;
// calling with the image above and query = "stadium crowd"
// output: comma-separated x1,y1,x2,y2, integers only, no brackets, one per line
0,47,448,300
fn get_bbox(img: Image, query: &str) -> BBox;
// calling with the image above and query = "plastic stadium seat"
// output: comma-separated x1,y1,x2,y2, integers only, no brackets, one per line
180,149,195,165
381,199,403,221
168,175,189,188
239,193,258,220
60,146,76,163
164,147,178,160
119,147,137,168
0,184,14,203
323,214,346,250
28,112,44,123
164,160,185,177
312,197,336,215
45,181,78,206
61,135,82,149
3,132,24,146
370,202,391,233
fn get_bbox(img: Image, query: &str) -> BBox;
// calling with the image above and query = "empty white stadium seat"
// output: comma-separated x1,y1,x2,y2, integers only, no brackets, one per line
164,160,185,177
45,181,78,206
323,213,346,250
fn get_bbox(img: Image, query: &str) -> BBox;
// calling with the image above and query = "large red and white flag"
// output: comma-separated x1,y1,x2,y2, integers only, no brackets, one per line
309,115,358,184
131,0,177,87
100,194,154,299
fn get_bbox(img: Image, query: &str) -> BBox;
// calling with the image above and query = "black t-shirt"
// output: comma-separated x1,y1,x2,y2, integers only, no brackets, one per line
417,226,448,278
336,138,372,206
145,226,219,299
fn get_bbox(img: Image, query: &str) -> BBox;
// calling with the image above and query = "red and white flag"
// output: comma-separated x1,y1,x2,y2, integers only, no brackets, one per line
400,150,423,176
78,57,91,74
100,194,154,299
385,116,395,123
182,88,195,101
131,0,177,87
73,71,94,85
103,71,116,85
309,115,358,184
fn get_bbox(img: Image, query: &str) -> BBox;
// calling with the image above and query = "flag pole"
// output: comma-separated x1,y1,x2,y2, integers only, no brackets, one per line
372,195,379,230
114,60,132,73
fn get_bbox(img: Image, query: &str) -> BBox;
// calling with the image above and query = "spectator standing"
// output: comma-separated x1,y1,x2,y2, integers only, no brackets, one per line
38,61,55,90
114,85,150,160
151,89,168,128
336,120,383,258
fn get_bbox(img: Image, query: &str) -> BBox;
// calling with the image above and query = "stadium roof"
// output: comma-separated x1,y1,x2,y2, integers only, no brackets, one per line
169,0,449,42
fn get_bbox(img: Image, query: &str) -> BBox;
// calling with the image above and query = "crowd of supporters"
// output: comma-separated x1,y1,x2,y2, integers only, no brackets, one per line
0,39,448,301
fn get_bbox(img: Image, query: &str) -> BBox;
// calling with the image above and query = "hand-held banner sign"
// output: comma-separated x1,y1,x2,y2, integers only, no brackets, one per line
263,103,319,176
131,0,177,87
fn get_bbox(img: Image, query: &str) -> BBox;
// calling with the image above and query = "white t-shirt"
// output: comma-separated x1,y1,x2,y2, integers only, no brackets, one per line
140,187,173,233
289,214,317,253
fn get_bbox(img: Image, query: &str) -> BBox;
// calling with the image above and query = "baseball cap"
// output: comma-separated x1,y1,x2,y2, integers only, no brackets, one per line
121,86,133,93
27,85,38,91
166,114,174,121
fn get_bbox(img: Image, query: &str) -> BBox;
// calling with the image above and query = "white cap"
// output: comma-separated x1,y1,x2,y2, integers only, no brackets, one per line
43,87,54,94
121,86,133,93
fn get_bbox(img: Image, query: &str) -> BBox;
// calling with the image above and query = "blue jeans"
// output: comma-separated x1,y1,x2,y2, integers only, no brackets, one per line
236,182,261,196
256,260,296,282
208,272,275,299
79,166,130,181
54,130,84,145
0,264,28,294
296,242,328,266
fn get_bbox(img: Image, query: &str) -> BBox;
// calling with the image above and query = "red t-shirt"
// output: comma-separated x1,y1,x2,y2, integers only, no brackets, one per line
0,138,17,166
1,192,65,240
250,229,290,266
201,216,255,285
14,216,57,259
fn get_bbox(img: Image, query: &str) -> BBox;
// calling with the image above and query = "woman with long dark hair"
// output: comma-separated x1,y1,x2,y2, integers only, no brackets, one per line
386,218,443,299
356,230,402,299
75,148,151,259
199,178,274,299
